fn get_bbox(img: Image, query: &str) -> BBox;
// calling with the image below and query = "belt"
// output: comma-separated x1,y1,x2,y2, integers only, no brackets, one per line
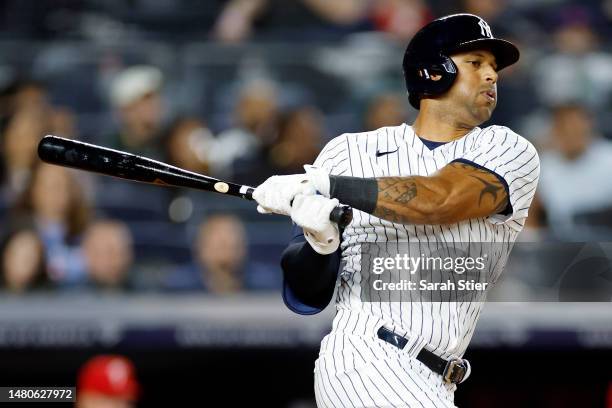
376,327,469,384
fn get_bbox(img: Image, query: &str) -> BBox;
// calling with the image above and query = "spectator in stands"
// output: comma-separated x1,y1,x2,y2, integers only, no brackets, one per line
461,0,506,22
213,0,265,43
49,106,79,139
368,0,432,41
538,103,612,235
0,225,49,293
0,107,46,203
0,78,49,123
210,78,279,184
266,105,324,176
0,79,48,202
163,116,213,174
213,0,431,42
533,7,612,112
0,78,80,205
164,214,277,293
12,163,90,285
363,92,406,131
165,214,245,293
459,0,535,39
108,65,166,159
76,355,140,408
94,67,171,226
516,194,551,242
213,0,365,43
81,220,134,291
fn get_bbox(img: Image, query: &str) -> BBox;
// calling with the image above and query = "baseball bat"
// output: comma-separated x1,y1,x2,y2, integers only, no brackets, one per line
37,135,353,228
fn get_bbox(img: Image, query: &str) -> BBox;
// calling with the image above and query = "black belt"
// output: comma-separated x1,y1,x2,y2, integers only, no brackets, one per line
377,327,469,384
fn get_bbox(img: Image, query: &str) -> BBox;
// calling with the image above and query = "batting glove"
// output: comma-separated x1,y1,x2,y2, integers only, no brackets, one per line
253,174,317,216
291,194,340,255
303,165,331,197
253,166,332,216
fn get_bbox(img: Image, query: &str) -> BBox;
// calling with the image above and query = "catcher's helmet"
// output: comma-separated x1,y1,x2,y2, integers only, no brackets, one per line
403,14,519,109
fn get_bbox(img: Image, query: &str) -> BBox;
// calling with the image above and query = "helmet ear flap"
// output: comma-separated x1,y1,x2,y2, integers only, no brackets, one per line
404,55,458,109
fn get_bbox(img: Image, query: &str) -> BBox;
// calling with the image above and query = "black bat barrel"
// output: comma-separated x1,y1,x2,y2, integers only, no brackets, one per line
37,135,247,196
38,135,352,228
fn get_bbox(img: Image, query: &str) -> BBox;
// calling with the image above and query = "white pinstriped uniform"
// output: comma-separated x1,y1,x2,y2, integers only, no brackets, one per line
311,123,540,407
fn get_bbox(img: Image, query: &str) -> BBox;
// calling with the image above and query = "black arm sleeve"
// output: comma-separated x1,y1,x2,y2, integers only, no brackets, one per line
280,230,341,312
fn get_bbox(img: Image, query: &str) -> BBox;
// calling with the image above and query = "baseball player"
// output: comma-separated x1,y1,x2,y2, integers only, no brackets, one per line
253,14,539,407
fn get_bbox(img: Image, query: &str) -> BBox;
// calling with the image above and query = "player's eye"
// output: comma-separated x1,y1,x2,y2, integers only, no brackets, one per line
468,60,481,68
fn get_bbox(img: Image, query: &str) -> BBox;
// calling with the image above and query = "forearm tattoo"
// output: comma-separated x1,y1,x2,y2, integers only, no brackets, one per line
373,177,417,223
371,163,509,224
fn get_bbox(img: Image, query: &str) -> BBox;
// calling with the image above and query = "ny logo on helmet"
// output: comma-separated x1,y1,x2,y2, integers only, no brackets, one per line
478,19,492,38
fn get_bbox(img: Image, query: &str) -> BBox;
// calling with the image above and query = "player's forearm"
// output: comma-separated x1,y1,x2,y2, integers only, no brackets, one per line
328,172,507,224
372,176,456,224
327,175,450,224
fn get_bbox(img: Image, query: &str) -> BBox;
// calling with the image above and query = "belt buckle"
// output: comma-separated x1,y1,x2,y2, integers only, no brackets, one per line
443,358,466,384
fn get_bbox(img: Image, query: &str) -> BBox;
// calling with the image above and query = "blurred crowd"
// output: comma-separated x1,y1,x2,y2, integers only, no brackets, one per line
1,0,612,295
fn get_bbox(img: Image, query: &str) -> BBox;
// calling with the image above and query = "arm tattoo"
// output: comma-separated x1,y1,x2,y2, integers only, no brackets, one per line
378,177,417,204
373,177,417,223
451,162,508,213
374,206,408,223
494,195,509,214
469,174,501,206
469,174,508,213
370,163,509,224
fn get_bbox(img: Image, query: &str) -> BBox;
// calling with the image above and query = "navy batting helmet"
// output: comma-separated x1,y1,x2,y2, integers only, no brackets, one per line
403,14,519,109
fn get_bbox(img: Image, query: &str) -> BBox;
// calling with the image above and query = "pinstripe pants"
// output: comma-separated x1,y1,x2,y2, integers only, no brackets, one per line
313,331,457,408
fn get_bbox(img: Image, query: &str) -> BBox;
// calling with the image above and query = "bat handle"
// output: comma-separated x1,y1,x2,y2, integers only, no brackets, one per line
330,205,353,229
243,188,353,228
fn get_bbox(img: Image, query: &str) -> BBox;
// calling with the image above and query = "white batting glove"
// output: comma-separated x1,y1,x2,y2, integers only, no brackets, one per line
303,165,331,197
291,194,340,255
252,174,317,216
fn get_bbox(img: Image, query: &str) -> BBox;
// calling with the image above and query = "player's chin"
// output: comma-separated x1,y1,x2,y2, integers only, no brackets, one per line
476,95,496,113
471,106,495,124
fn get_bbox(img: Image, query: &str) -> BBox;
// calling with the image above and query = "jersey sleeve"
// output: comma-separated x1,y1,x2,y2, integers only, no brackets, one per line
452,126,540,228
312,134,350,176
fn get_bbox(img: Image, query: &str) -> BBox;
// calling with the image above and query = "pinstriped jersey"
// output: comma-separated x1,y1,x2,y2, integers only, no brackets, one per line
313,123,540,359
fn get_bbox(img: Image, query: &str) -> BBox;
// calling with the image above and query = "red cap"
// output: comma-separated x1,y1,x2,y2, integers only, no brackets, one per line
77,355,140,401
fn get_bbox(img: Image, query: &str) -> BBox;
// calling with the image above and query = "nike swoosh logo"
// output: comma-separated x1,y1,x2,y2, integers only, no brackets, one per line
375,148,399,157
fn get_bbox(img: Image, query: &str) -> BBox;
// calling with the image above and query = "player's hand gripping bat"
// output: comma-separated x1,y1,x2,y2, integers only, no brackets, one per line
37,135,353,228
